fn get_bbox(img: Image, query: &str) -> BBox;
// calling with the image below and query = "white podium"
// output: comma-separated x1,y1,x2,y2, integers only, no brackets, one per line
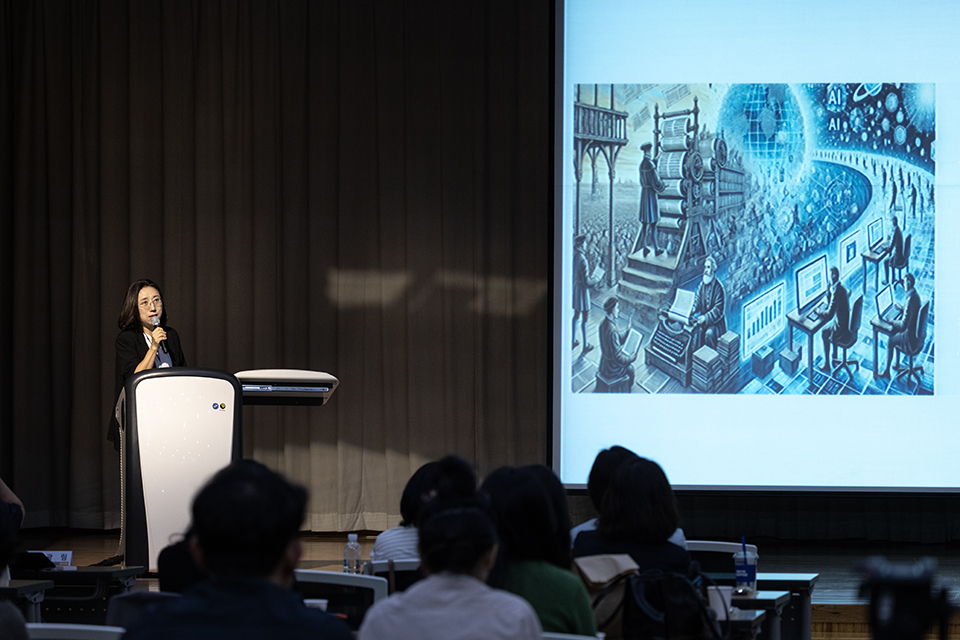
116,369,242,571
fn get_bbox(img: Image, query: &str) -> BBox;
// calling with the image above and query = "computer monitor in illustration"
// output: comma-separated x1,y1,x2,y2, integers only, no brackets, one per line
795,254,829,315
867,218,884,251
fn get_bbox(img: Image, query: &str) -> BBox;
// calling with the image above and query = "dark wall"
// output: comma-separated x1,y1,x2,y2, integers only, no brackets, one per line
0,0,552,529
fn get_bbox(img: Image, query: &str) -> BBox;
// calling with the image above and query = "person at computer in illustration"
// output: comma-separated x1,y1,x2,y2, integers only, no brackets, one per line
818,266,850,372
597,297,637,392
883,215,903,285
688,255,725,350
879,273,921,380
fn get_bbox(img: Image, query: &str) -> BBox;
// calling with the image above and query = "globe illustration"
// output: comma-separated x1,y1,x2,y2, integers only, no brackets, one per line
718,84,806,181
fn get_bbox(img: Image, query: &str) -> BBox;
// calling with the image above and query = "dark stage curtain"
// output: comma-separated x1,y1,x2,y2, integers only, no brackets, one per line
0,0,550,530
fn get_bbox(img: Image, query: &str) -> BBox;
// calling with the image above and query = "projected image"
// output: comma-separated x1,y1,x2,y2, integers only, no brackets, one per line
569,83,935,396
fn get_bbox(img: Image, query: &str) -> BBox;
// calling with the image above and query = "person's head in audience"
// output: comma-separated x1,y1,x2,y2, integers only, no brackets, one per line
189,459,308,586
429,454,478,504
158,527,207,594
416,456,497,581
524,465,573,556
399,461,442,527
599,457,679,543
482,465,571,578
587,445,640,512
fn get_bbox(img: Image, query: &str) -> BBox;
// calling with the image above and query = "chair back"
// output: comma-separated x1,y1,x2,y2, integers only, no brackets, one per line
848,295,863,339
26,623,125,640
912,301,930,355
367,559,422,594
686,540,758,575
894,233,912,270
294,569,387,631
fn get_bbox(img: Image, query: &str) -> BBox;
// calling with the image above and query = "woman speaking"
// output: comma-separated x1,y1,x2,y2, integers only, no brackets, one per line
107,279,187,449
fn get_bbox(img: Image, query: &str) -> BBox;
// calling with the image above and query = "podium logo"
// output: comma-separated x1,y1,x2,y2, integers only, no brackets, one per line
211,403,227,411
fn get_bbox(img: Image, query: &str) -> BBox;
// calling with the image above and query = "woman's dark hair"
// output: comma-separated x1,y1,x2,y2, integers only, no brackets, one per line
482,465,572,585
399,461,442,527
418,505,497,575
117,279,167,330
587,445,640,511
417,455,496,575
599,457,679,543
431,455,477,503
525,465,573,557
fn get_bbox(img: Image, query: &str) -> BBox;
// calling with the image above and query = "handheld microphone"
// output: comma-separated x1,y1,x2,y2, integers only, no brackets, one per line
150,316,168,353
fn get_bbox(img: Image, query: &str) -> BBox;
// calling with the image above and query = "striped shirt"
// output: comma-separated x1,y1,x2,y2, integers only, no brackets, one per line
371,525,420,561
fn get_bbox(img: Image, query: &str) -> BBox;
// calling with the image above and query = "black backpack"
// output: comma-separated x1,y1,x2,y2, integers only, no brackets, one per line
594,568,726,640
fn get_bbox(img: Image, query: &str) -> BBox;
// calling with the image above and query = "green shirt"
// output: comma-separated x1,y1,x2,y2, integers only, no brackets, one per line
502,559,598,636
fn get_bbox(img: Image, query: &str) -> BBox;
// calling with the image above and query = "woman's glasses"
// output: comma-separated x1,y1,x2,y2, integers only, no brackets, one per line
138,296,163,309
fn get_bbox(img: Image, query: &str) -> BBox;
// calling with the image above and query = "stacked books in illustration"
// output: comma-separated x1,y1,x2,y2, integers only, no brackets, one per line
692,345,721,393
717,331,741,392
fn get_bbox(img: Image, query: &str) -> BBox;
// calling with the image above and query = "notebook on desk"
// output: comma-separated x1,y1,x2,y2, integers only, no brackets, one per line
876,285,898,323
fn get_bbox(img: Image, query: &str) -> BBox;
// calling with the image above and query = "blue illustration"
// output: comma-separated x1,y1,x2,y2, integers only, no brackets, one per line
570,83,935,396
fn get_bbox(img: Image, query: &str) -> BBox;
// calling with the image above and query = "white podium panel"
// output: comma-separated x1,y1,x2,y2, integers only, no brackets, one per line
121,369,242,571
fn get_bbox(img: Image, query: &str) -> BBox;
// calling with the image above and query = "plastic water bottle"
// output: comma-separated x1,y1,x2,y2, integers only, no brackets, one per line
343,533,362,574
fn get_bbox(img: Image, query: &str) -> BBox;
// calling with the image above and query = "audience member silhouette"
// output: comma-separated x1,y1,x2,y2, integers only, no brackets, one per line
359,456,541,640
372,460,442,561
570,446,687,550
482,465,597,636
572,457,692,574
123,460,352,640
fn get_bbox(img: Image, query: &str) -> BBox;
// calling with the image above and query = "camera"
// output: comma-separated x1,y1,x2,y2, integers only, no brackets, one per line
859,557,951,640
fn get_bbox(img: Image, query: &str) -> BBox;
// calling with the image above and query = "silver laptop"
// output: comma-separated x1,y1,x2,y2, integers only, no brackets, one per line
875,285,898,323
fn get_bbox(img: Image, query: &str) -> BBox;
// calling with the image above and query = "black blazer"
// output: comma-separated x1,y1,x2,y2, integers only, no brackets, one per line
826,283,850,336
107,326,187,450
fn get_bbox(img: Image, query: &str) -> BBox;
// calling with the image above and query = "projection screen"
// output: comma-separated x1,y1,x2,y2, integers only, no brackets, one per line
553,0,960,490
